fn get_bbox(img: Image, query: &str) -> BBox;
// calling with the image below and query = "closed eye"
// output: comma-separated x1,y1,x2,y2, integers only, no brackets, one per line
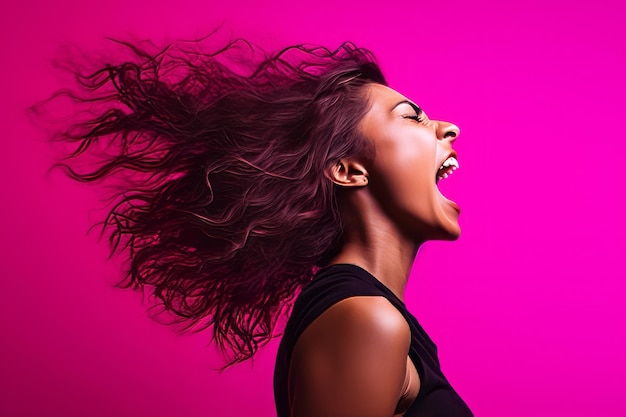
404,102,425,123
404,114,424,123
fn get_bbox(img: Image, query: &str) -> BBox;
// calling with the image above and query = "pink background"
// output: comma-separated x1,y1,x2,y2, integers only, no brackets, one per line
2,0,625,416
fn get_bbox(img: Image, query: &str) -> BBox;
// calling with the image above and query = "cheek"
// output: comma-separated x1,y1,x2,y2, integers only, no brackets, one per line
371,142,437,214
388,168,436,214
376,134,436,186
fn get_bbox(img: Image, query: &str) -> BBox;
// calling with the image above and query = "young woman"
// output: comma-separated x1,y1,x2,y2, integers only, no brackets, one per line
31,36,472,417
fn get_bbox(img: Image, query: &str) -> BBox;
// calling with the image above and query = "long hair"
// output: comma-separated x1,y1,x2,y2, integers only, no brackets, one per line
28,35,386,366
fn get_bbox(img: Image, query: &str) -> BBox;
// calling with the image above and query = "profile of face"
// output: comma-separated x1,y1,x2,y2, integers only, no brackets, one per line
357,83,461,242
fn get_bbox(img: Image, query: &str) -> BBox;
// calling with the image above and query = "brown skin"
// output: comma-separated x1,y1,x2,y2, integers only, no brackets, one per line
288,84,461,417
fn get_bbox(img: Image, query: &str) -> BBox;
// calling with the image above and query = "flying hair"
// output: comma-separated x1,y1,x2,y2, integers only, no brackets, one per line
28,33,387,367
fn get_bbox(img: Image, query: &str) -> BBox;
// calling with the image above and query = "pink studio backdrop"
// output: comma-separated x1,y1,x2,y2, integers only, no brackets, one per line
1,1,624,416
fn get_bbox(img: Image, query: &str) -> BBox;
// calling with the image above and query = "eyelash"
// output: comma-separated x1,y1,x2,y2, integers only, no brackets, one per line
404,114,425,123
404,103,425,123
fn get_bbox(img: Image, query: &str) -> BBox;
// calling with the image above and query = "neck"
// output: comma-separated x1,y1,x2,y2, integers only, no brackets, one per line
329,190,423,302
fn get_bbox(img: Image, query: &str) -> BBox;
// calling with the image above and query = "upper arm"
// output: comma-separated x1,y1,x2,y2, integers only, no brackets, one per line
288,296,411,417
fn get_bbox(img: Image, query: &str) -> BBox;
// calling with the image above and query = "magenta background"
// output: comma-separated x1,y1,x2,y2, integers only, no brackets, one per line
1,0,625,416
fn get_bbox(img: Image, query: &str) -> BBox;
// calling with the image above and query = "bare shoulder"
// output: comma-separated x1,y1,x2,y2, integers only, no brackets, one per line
289,296,411,417
314,296,410,344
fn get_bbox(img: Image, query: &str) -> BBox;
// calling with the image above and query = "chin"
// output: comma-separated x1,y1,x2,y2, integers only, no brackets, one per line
410,221,460,244
436,201,461,240
405,206,461,243
440,217,461,240
432,226,461,242
444,227,461,241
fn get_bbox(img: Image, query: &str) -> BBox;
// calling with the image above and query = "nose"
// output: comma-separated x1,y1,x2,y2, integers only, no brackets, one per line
435,120,460,143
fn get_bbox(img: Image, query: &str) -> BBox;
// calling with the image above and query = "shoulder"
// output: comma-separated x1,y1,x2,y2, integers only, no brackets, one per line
311,295,410,344
289,296,411,417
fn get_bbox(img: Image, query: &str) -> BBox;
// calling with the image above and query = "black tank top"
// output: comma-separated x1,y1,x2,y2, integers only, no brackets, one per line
273,263,474,417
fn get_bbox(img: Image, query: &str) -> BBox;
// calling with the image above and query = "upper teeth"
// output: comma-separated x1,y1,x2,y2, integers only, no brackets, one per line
438,156,459,179
440,156,459,170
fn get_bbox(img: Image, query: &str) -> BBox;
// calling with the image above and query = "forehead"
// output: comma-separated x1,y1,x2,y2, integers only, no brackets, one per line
363,83,410,111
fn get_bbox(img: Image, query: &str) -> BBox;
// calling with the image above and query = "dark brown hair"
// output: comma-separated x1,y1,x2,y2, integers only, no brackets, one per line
28,35,387,366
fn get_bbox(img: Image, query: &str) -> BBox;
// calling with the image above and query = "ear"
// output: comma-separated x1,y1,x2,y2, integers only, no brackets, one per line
326,159,370,188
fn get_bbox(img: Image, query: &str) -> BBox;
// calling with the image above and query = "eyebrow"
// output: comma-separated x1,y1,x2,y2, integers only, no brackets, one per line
392,100,424,116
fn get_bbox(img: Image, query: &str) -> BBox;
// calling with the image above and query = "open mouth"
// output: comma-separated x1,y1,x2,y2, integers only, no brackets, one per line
436,156,459,184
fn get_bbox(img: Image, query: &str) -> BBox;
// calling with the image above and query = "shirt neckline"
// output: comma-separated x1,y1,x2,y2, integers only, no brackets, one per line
321,263,407,308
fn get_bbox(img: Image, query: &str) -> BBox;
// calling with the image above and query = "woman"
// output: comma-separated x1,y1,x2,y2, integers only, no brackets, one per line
30,35,472,417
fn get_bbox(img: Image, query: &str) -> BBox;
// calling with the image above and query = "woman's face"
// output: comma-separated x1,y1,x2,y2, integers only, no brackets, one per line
359,83,461,242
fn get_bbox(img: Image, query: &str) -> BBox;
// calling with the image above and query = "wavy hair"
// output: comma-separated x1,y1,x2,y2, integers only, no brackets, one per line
28,34,386,366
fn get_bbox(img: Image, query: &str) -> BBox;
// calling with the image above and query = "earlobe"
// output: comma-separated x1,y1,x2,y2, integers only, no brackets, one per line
326,159,369,188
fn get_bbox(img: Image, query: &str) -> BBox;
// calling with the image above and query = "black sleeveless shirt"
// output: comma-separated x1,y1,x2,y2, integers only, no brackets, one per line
273,264,474,417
